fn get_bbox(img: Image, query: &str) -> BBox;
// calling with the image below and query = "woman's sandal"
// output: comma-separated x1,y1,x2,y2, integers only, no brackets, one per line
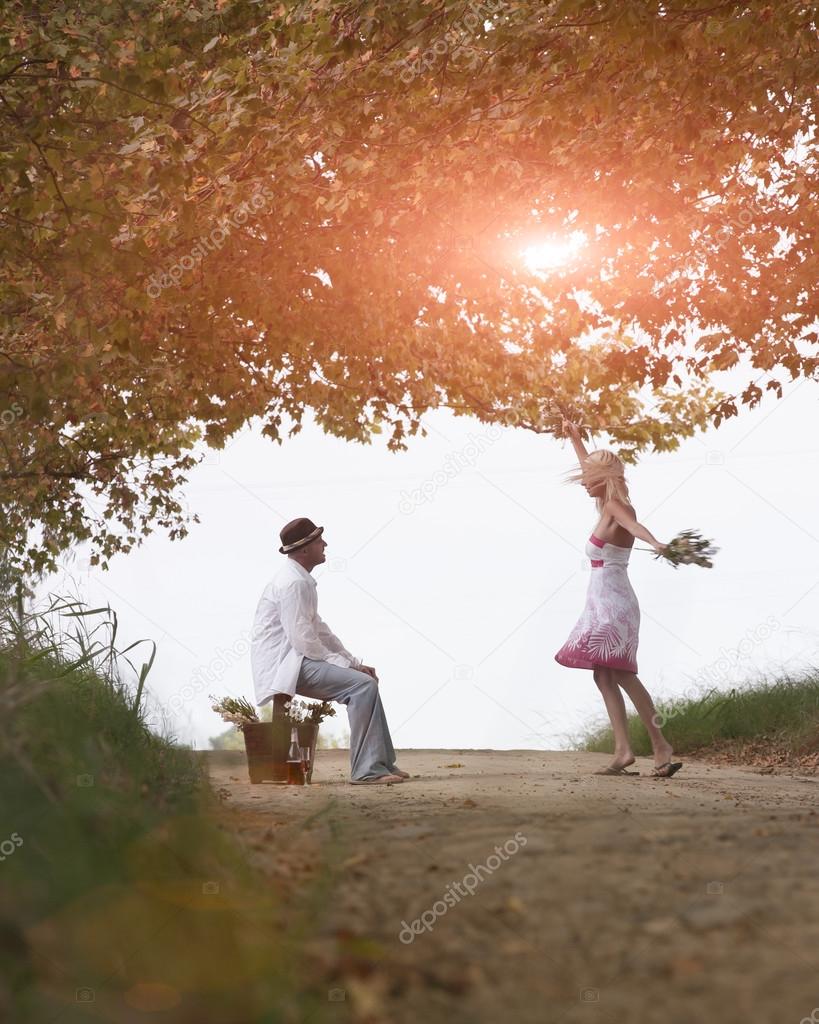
650,761,683,779
593,765,639,776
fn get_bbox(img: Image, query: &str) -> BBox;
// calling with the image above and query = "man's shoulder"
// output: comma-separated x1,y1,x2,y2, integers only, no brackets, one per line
270,561,314,593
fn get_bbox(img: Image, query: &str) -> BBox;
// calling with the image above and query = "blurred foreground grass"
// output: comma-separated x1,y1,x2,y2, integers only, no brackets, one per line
579,672,819,769
0,592,328,1024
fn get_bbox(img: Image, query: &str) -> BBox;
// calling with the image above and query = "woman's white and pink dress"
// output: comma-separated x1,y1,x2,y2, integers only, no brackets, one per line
555,534,640,673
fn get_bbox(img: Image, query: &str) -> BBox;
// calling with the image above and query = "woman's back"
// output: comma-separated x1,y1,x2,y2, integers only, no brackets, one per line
592,502,636,549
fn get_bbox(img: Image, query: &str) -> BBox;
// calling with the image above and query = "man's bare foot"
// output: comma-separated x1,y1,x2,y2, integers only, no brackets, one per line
391,767,410,779
350,774,404,786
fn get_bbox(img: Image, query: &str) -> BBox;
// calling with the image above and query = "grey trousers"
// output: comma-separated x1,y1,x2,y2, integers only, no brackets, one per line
295,658,398,781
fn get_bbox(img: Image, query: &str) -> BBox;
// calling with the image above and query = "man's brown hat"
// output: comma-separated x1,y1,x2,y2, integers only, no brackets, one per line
279,517,324,554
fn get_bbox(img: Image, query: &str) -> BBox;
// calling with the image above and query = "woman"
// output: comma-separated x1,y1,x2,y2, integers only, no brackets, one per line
555,418,683,779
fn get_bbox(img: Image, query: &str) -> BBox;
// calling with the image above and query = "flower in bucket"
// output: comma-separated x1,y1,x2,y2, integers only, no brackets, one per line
656,530,718,569
210,694,259,728
282,698,336,727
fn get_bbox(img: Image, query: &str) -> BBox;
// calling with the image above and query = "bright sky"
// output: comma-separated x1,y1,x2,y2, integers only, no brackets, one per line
42,377,818,751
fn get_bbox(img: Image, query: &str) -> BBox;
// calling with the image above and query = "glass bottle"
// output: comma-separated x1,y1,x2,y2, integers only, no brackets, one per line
286,727,303,785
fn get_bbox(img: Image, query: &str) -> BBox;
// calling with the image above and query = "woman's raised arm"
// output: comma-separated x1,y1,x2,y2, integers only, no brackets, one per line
562,417,589,464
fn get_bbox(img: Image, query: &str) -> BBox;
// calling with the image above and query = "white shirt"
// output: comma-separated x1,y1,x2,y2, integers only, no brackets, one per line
250,558,361,705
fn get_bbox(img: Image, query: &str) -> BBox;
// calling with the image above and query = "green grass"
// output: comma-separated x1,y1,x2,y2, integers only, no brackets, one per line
577,671,819,759
0,597,329,1024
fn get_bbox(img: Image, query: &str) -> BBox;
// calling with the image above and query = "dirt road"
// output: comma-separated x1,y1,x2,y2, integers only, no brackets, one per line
206,749,819,1024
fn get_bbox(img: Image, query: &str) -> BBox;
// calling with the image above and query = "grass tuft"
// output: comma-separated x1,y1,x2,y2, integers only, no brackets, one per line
0,591,326,1023
577,671,819,768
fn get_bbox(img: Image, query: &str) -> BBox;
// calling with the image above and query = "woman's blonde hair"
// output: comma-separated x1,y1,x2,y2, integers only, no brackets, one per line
568,449,631,511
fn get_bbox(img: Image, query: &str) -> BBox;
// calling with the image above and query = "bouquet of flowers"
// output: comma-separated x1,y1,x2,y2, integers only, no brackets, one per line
655,530,718,569
210,694,260,729
282,698,336,727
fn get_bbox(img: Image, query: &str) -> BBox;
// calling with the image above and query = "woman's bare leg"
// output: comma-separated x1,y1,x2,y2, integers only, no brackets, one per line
593,667,635,770
614,672,674,767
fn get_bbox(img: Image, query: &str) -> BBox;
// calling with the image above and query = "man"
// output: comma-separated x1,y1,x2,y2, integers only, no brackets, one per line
250,517,408,785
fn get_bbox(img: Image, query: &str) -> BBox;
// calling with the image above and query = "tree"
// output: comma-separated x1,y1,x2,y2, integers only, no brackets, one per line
1,0,816,572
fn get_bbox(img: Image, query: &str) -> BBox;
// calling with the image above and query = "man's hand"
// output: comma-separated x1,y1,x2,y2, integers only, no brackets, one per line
360,664,378,679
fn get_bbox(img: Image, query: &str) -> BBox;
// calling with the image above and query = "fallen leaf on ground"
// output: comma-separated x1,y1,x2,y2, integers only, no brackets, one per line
642,916,677,935
670,956,705,978
340,852,369,869
344,974,389,1020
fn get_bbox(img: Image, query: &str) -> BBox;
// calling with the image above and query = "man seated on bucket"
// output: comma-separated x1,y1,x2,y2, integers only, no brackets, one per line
250,517,409,785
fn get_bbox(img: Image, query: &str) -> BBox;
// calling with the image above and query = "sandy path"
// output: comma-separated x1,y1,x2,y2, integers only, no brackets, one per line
206,749,819,1024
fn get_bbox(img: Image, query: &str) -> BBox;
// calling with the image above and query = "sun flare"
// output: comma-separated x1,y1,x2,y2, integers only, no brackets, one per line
521,232,586,274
